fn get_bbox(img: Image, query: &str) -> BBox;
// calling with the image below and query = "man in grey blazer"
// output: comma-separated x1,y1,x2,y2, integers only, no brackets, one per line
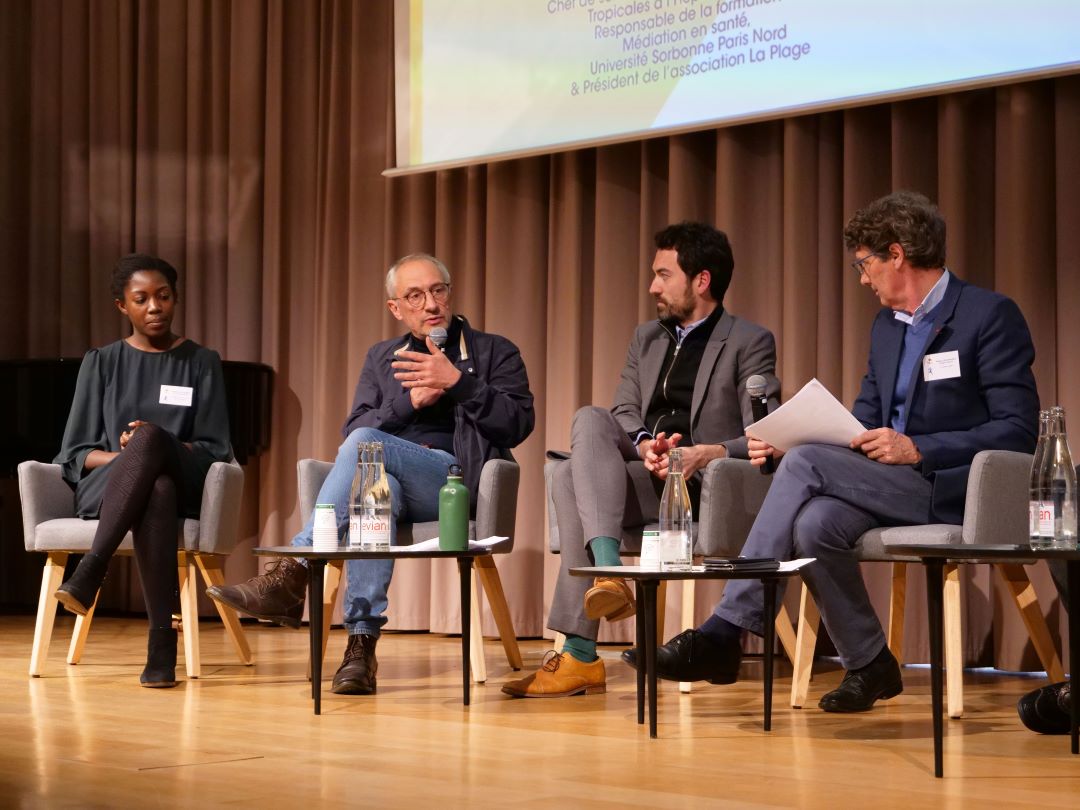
503,221,780,698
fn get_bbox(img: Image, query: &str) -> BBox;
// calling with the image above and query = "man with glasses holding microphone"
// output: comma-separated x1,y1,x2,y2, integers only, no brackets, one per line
207,253,534,695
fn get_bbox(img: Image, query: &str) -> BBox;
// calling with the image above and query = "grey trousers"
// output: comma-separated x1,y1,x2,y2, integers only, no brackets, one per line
717,443,933,670
547,406,662,640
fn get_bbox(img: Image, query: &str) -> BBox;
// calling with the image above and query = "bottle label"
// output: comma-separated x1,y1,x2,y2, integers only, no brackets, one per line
348,515,363,548
659,529,692,570
361,515,391,549
1030,501,1054,536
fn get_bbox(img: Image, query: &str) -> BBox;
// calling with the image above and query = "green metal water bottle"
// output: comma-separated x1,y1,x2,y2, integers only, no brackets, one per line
438,464,470,551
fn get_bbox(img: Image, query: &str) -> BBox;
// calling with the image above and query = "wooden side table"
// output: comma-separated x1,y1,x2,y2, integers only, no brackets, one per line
570,563,811,738
254,545,493,715
886,543,1079,778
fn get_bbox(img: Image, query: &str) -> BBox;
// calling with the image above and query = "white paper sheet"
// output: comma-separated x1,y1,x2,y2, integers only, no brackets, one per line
745,378,866,452
397,536,509,553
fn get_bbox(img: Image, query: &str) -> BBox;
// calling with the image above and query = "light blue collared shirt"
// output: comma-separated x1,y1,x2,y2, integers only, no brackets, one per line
675,314,709,345
893,269,950,327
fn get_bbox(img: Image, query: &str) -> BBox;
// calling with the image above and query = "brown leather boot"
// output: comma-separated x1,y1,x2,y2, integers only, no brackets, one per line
332,634,378,695
205,558,308,628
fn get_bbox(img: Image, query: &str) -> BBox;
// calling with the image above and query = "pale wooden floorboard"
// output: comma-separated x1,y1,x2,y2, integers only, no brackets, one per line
2,615,1077,808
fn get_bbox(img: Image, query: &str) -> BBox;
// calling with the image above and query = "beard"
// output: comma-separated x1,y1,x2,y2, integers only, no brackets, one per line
654,289,696,322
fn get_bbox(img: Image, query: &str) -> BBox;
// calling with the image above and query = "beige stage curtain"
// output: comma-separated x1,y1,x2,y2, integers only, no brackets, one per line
2,0,1076,670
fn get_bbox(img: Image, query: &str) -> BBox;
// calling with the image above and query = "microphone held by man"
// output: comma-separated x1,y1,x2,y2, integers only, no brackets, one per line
747,374,775,475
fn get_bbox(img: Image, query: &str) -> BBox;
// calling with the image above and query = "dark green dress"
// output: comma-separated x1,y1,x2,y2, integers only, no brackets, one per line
54,339,233,518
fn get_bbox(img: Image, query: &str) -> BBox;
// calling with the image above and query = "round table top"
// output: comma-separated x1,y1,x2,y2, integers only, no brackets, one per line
254,545,494,560
884,543,1080,562
569,564,808,581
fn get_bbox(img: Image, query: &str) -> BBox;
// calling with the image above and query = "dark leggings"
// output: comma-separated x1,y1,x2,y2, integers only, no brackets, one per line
88,423,189,630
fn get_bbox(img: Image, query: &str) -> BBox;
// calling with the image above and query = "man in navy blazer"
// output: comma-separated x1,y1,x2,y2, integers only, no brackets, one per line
622,191,1039,712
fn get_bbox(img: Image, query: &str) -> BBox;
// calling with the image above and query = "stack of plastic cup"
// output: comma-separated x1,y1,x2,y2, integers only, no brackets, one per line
312,503,339,551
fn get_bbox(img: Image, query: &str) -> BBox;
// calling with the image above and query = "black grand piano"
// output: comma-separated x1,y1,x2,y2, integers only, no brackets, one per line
0,358,274,474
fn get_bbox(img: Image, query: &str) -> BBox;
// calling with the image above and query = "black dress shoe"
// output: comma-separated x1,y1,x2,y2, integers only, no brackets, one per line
332,634,378,695
621,629,742,684
819,646,903,712
1017,681,1072,734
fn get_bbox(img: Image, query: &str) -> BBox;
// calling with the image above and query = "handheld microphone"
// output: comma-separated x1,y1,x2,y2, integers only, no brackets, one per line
429,326,448,351
746,375,775,475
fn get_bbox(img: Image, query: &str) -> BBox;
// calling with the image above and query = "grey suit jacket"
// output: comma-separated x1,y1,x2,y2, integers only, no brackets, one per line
610,310,781,460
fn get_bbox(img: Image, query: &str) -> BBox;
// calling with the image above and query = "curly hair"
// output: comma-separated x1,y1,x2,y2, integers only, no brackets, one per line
843,191,946,269
111,254,179,300
654,221,735,302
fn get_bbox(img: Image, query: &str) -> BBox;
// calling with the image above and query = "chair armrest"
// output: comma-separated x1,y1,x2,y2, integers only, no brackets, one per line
698,457,773,556
476,459,520,551
297,459,334,524
195,461,245,554
17,461,74,551
961,449,1033,545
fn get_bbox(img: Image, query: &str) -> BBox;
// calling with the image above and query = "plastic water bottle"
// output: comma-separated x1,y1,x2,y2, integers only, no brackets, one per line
348,442,372,549
438,464,469,551
361,441,393,551
659,447,693,571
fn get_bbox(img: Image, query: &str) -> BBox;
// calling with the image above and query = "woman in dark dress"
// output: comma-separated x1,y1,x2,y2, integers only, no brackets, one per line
53,254,232,687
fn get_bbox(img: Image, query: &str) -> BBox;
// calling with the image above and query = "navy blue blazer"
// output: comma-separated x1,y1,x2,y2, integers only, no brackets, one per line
852,276,1039,524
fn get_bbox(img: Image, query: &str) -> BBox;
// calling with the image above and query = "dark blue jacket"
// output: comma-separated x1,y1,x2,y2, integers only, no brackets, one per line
852,276,1039,524
342,316,535,505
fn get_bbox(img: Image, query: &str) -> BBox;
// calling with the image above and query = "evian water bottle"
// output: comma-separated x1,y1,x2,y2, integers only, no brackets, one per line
348,442,372,549
361,441,393,551
1029,411,1052,548
659,447,693,571
1030,407,1078,549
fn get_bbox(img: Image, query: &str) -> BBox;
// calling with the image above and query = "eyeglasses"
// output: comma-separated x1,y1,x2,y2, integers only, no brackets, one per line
850,253,884,276
395,283,451,309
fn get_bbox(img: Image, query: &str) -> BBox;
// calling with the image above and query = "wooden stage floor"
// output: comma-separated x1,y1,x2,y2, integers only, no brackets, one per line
1,615,1077,808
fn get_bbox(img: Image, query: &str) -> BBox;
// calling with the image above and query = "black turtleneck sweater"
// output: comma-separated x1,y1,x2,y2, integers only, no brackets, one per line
643,306,723,443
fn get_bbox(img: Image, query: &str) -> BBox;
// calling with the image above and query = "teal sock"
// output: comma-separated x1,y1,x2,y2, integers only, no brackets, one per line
562,634,598,663
588,536,621,567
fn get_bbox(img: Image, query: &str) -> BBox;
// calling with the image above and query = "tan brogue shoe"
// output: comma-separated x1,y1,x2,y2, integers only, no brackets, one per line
501,651,606,698
583,576,636,622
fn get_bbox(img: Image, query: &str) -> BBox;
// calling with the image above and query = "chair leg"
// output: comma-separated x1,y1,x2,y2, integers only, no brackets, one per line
774,604,798,666
790,583,820,708
679,580,696,693
178,552,200,679
67,594,98,665
470,569,487,683
887,562,906,663
944,563,964,719
308,560,343,680
475,556,523,670
194,555,254,666
995,563,1066,682
30,552,68,677
552,632,566,653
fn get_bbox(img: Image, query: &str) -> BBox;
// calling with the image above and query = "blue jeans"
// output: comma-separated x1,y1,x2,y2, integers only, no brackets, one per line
290,427,456,637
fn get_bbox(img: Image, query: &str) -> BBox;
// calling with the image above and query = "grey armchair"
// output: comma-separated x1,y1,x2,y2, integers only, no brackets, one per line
18,460,254,678
790,449,1065,717
298,457,523,683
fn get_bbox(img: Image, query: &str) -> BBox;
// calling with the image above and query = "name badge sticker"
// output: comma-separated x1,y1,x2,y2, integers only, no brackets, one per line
923,350,961,382
160,384,194,407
